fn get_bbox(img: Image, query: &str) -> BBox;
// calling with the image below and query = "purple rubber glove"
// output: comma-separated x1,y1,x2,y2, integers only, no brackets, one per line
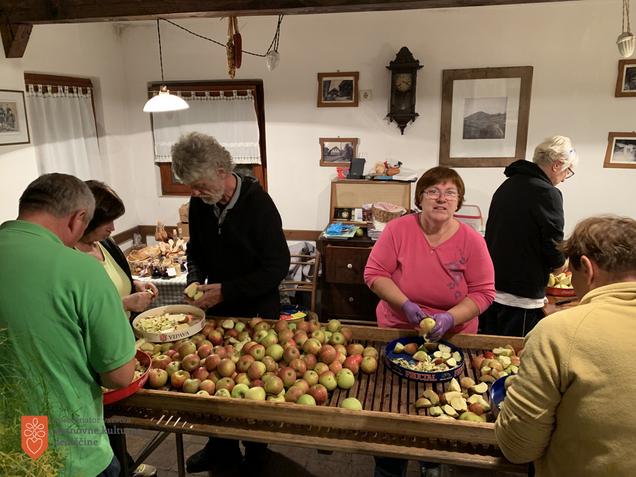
428,312,455,341
401,300,425,326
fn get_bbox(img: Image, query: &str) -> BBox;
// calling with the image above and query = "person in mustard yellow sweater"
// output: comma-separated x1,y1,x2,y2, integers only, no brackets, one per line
495,215,636,477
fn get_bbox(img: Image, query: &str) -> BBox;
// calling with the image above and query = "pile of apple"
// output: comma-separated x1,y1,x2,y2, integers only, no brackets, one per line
413,344,521,423
140,317,377,408
471,345,520,383
414,377,492,422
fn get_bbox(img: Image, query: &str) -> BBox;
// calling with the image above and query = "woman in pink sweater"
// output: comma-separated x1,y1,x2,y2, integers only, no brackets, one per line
364,166,495,339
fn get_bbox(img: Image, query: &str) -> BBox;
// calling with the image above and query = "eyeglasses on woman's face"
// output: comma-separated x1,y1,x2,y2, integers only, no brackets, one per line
422,188,459,201
564,167,575,180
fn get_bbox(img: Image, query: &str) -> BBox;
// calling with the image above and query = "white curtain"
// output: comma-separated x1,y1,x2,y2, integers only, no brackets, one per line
26,85,102,180
151,90,261,165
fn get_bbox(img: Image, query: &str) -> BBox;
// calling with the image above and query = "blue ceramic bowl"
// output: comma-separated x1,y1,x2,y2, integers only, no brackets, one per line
383,336,464,383
490,375,511,417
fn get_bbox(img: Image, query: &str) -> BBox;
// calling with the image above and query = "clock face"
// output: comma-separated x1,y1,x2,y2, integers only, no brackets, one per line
393,73,413,93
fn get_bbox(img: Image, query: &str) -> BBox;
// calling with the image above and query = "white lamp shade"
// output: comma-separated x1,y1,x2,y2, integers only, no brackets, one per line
143,89,190,113
617,32,635,58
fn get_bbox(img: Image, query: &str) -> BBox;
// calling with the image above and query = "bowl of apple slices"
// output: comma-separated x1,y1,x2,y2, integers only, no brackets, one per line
103,349,151,405
132,304,205,342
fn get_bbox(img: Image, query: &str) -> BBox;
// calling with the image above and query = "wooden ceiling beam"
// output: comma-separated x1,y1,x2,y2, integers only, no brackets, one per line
0,21,32,58
1,0,578,24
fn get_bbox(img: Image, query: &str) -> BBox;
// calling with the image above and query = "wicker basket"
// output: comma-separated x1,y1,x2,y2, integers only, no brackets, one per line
372,202,406,223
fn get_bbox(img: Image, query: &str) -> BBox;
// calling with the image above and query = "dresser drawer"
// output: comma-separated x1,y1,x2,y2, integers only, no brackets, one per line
322,283,378,318
324,245,372,284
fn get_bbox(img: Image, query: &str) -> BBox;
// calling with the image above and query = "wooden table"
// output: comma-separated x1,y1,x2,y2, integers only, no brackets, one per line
106,324,526,476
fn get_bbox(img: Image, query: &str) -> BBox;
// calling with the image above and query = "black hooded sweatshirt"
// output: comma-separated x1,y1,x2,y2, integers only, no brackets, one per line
186,174,290,319
485,160,565,299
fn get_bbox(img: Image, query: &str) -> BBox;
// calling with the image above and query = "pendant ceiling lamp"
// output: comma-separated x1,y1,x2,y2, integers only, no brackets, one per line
143,19,189,113
617,0,635,58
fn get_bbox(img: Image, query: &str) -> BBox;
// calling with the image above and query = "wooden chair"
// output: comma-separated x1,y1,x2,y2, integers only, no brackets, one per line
279,250,321,313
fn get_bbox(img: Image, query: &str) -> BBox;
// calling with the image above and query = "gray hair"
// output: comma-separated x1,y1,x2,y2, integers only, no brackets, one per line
533,135,578,171
171,132,234,184
19,173,95,219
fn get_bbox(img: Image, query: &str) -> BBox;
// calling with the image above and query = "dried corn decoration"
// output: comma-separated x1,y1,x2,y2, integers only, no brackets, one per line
226,17,242,78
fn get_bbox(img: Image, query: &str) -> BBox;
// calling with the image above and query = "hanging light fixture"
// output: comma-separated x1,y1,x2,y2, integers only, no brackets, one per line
617,0,635,58
266,15,283,71
143,19,190,113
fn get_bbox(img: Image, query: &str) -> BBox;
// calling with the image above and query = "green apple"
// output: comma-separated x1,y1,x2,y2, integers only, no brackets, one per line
266,344,284,362
214,388,231,398
245,386,266,401
336,369,355,389
231,383,250,399
340,397,363,411
297,394,317,406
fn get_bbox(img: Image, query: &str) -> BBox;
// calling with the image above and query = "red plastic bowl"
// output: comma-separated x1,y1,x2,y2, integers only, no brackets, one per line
103,349,152,405
546,287,576,297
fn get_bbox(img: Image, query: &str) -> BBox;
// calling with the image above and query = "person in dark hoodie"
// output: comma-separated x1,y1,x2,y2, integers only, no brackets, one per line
479,136,577,337
171,132,290,475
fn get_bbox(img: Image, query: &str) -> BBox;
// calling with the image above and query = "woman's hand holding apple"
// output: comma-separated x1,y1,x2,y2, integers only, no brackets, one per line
123,291,155,313
191,283,223,309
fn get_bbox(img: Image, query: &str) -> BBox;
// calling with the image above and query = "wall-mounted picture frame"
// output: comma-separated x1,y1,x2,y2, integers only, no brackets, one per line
0,89,30,146
317,72,359,107
439,66,533,167
603,132,636,169
615,59,636,97
319,137,358,166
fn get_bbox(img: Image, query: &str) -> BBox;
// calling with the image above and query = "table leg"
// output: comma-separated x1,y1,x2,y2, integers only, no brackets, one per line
175,432,186,477
109,429,130,476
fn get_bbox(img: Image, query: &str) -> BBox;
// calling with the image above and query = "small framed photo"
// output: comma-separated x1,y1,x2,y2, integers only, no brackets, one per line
603,132,636,169
615,59,636,97
317,72,359,107
319,137,358,166
0,89,30,146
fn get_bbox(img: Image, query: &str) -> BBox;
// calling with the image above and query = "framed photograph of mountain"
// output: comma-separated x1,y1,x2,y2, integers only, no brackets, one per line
439,66,533,167
319,137,358,166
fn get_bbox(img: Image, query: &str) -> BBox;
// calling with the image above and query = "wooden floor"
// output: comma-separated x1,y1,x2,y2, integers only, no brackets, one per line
125,428,527,477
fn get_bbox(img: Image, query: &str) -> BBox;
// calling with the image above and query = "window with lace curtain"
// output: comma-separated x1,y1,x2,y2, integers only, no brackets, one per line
148,80,267,196
23,73,102,180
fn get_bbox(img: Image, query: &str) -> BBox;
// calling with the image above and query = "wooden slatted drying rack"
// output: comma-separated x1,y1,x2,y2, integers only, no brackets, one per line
106,323,526,476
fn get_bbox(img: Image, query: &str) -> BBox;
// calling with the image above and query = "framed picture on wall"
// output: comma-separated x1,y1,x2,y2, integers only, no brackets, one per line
317,72,359,107
319,137,358,166
615,59,636,97
439,66,533,167
603,132,636,169
0,89,30,146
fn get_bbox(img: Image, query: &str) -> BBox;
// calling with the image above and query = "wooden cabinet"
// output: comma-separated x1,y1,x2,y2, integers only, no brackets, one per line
318,236,379,323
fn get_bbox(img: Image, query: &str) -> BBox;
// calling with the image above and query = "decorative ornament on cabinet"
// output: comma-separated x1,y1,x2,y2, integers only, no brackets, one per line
386,47,423,135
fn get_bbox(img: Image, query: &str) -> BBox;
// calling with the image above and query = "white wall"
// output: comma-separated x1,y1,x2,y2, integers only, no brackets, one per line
1,0,634,234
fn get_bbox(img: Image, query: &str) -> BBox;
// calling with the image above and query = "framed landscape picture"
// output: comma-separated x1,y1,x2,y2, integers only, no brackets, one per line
0,89,30,146
615,59,636,97
319,137,358,166
317,72,359,107
439,66,533,167
603,132,636,169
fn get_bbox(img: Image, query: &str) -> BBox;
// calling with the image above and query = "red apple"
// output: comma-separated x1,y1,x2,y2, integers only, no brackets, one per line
192,366,210,381
303,338,322,355
285,384,305,403
208,330,224,346
296,321,310,333
347,343,364,356
361,356,378,374
283,346,300,364
294,379,310,394
205,354,221,372
182,378,201,394
217,358,236,377
177,341,197,358
263,376,284,395
249,344,266,361
289,358,307,378
293,331,309,347
148,368,168,388
343,355,361,374
199,379,216,395
278,367,297,388
151,354,172,370
278,328,294,344
215,377,235,392
313,362,329,375
303,353,317,370
213,346,227,358
197,344,213,359
262,355,278,373
170,370,190,389
274,320,289,333
308,383,328,405
319,345,337,364
237,354,256,373
340,327,353,342
182,353,201,373
328,360,342,374
191,334,206,347
363,347,379,359
248,361,267,380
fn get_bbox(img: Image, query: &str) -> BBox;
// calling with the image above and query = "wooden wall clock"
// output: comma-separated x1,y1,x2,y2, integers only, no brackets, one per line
386,47,423,134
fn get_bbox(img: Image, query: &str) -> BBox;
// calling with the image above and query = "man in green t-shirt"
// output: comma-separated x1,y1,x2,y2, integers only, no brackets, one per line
0,173,136,477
